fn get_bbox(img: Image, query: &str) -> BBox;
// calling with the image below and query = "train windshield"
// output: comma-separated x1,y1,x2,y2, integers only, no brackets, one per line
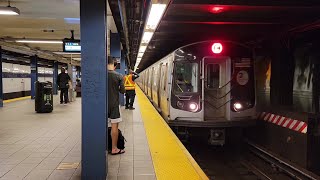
173,62,199,93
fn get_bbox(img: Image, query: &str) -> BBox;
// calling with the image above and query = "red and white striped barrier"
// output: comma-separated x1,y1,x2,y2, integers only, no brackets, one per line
258,112,308,134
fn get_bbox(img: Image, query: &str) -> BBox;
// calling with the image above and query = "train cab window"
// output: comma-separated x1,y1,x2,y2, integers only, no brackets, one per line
207,64,220,89
173,62,199,93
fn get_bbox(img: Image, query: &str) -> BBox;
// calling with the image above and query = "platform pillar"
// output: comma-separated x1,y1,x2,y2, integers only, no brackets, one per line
312,62,320,113
68,64,76,102
270,41,294,106
53,61,58,95
80,0,107,179
0,46,3,107
30,55,38,99
111,33,125,106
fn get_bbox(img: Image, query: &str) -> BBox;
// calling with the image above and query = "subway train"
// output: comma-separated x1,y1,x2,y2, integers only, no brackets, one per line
136,41,256,145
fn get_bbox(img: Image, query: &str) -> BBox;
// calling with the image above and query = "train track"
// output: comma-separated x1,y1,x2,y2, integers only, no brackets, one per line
244,140,319,180
184,135,319,180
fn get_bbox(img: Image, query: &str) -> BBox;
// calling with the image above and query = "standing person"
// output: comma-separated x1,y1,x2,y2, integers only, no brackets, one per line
124,70,139,110
57,67,71,104
108,56,126,155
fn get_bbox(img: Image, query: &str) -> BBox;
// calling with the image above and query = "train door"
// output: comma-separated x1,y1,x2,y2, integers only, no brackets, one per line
160,63,169,117
203,57,231,120
152,66,160,106
145,70,149,95
148,67,154,98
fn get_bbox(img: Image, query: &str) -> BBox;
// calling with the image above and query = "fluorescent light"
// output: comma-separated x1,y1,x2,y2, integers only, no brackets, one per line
139,46,147,53
53,51,81,55
141,32,153,44
146,4,166,30
0,6,20,16
16,40,63,44
137,53,143,58
64,18,80,24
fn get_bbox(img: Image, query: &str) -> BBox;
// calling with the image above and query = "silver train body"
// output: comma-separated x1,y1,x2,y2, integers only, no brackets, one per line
136,41,256,145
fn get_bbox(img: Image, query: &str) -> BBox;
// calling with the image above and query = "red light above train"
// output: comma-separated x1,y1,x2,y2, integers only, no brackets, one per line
211,43,223,54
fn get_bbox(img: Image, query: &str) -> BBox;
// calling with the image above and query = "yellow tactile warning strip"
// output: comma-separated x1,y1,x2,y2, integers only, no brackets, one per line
3,96,31,103
136,87,209,180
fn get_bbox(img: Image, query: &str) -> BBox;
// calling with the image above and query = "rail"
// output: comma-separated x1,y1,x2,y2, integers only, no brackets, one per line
245,139,320,180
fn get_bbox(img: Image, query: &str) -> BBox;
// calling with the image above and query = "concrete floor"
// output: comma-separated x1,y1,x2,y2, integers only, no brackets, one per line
0,97,155,180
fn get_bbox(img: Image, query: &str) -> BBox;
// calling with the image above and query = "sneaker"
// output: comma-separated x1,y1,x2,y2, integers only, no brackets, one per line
129,107,135,110
125,107,129,109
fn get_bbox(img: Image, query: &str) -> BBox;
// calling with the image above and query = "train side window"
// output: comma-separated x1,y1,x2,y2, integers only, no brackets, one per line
207,64,220,89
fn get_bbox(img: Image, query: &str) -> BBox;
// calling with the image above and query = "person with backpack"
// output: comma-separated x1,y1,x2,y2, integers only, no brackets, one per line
108,56,126,155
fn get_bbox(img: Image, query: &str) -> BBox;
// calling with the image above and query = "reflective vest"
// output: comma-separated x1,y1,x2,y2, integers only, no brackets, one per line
124,74,135,90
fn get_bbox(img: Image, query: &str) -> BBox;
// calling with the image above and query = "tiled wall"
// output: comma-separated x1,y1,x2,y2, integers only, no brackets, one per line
2,62,54,99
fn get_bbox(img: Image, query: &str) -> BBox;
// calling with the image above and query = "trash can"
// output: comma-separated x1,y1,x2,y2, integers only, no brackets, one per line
35,81,53,113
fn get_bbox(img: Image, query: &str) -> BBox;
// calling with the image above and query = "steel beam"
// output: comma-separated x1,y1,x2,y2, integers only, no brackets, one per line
80,0,107,179
53,61,58,95
0,46,3,107
30,55,38,99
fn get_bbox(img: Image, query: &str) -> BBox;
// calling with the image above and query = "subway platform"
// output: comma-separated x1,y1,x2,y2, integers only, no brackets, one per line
0,88,208,180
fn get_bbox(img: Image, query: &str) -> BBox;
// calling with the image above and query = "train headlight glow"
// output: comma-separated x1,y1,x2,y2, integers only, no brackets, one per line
233,102,243,111
211,43,223,54
189,102,198,112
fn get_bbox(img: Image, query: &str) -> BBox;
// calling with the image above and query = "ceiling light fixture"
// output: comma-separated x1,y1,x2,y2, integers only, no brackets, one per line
141,32,154,44
16,39,63,44
139,46,147,53
0,1,20,16
134,3,167,71
145,4,167,30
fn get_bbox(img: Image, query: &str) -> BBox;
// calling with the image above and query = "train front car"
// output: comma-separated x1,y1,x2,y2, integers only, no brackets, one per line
169,41,256,145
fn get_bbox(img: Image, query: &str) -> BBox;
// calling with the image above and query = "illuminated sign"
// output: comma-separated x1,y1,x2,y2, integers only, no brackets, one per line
63,40,81,52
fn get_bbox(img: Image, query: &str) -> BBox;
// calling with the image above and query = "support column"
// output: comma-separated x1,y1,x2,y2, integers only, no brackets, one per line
30,55,38,99
312,60,320,113
0,46,3,107
111,33,125,106
53,62,58,95
68,64,76,102
270,41,294,106
80,0,107,179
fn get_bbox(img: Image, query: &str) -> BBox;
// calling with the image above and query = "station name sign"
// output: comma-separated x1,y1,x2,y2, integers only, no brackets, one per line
63,40,81,53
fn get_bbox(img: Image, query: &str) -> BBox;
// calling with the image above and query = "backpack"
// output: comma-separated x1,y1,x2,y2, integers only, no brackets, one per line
107,127,126,151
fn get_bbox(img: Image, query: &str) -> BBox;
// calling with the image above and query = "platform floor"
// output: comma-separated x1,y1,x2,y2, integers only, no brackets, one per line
0,88,208,180
0,97,155,180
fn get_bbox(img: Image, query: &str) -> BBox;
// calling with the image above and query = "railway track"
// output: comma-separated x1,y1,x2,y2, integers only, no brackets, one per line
183,135,319,180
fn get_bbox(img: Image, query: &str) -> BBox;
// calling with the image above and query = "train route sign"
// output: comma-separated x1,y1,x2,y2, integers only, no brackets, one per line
236,70,249,85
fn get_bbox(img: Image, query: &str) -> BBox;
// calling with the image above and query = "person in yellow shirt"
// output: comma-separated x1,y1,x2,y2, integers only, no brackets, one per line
124,70,139,110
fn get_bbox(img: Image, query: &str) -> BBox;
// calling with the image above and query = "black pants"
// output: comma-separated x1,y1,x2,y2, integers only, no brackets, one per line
60,88,69,103
125,90,136,108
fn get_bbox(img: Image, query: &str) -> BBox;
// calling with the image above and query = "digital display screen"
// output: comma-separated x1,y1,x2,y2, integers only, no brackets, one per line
63,40,81,52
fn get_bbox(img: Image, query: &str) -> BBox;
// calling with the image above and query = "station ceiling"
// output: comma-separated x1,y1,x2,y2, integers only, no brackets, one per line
133,0,320,72
0,0,117,64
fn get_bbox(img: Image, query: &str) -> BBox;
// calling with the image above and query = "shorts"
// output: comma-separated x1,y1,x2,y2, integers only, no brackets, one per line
108,106,122,124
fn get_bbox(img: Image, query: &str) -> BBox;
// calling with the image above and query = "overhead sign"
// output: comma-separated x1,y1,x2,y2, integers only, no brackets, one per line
63,40,81,52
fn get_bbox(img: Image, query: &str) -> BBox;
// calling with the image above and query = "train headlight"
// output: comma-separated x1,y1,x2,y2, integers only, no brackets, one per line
177,101,184,108
233,102,243,111
189,102,198,112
